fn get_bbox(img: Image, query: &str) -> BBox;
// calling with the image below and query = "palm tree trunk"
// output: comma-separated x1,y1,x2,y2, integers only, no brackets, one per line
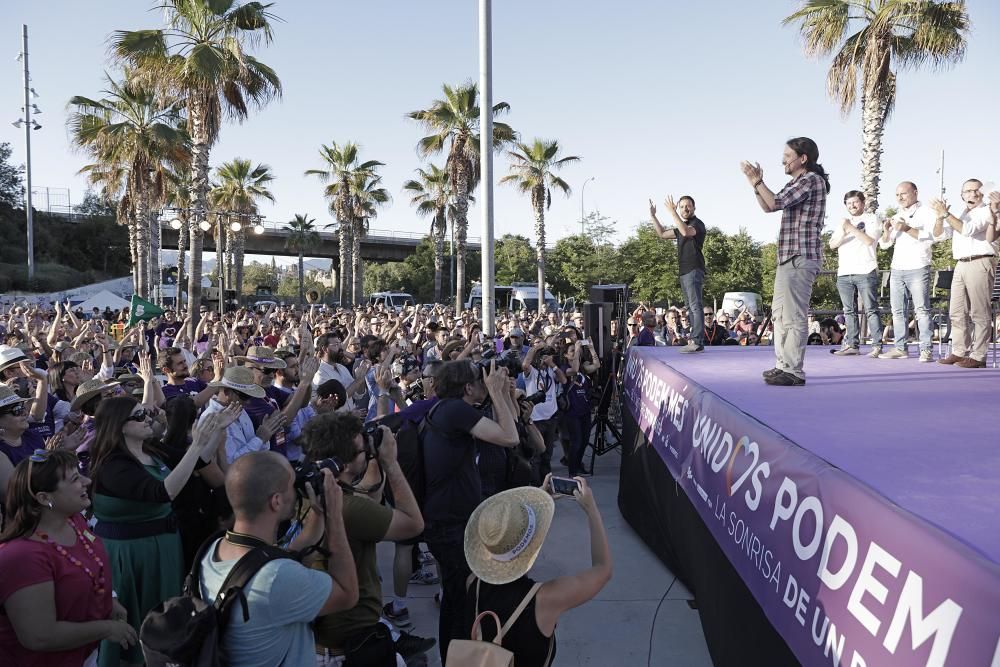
127,218,139,296
176,211,188,311
298,251,304,305
535,202,546,311
147,196,161,305
224,225,234,294
352,219,363,305
433,211,445,303
338,220,352,307
454,169,471,310
187,101,210,337
860,91,888,214
134,199,150,299
234,228,246,302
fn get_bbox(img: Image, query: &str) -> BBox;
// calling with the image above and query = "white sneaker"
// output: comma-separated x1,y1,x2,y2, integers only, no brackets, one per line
832,346,859,356
878,349,908,359
678,342,704,354
919,350,934,363
867,346,882,358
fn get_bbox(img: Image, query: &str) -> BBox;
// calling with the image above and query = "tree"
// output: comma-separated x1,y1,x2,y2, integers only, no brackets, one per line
500,139,580,304
242,260,278,295
347,170,390,304
305,142,382,306
163,167,193,311
408,81,516,309
74,189,117,217
210,158,275,296
403,164,452,302
494,234,536,285
0,143,23,208
284,214,319,305
68,73,188,298
783,0,969,212
615,223,682,304
112,0,282,335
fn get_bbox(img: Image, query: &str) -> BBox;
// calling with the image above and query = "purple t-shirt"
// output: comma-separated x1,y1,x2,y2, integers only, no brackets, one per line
162,378,208,402
0,429,44,469
636,327,656,347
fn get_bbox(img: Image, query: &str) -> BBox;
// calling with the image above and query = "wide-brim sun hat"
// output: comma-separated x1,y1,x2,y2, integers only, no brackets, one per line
0,385,33,411
464,486,555,585
0,345,30,374
235,345,287,370
208,366,265,399
70,379,121,412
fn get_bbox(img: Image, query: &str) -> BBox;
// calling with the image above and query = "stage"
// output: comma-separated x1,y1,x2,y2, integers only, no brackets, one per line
616,345,1000,667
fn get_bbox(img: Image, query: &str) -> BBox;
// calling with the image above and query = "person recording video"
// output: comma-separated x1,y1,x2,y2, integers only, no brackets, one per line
521,340,568,484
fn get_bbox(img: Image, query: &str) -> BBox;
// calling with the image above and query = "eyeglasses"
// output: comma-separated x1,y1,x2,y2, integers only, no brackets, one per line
0,404,27,417
127,409,151,422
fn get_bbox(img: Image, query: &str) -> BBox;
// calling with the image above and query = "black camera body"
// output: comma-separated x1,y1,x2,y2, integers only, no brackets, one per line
524,390,547,405
292,457,343,499
363,423,384,456
476,349,522,377
532,347,557,367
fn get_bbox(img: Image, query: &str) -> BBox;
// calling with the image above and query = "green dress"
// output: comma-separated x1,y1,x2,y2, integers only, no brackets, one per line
94,459,183,667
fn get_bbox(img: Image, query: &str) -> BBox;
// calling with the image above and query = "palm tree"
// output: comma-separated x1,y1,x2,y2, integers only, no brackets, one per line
68,73,188,298
111,0,281,333
403,164,451,303
501,139,580,303
284,214,319,305
163,167,193,310
305,142,383,306
347,171,390,303
408,82,516,309
209,158,275,297
783,0,968,211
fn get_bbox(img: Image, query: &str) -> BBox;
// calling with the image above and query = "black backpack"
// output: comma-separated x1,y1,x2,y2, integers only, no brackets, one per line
377,402,443,510
140,530,293,667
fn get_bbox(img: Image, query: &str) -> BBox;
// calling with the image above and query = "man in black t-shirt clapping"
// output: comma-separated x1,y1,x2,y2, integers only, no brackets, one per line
421,359,520,661
650,195,708,353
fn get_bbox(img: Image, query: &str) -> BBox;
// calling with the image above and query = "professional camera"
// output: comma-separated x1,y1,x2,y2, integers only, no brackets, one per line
404,379,425,403
363,422,384,457
531,346,557,367
292,457,344,499
523,390,547,405
476,349,522,377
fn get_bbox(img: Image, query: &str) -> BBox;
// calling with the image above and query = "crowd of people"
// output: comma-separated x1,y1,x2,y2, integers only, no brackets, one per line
0,298,616,667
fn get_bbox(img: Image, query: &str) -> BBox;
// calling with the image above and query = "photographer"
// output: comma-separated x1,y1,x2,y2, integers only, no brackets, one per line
422,359,520,661
521,340,568,484
295,411,431,666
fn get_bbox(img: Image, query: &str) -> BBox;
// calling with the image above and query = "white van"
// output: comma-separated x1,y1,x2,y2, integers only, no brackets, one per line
509,283,559,313
368,291,415,313
465,283,513,311
720,292,762,318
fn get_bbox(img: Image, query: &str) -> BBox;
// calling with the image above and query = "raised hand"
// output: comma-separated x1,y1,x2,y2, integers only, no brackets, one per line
929,198,949,216
648,199,656,218
136,352,154,383
665,195,677,213
740,160,762,185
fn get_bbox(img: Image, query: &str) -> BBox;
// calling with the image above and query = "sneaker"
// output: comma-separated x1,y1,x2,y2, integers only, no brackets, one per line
762,368,783,379
919,350,934,363
955,357,986,368
878,349,908,359
763,370,805,386
831,346,859,356
395,631,436,661
867,346,882,358
417,550,435,565
937,354,966,365
409,568,439,585
679,342,705,354
381,602,412,629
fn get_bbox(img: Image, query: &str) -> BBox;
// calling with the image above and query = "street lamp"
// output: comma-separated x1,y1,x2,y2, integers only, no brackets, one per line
580,176,596,235
169,218,182,230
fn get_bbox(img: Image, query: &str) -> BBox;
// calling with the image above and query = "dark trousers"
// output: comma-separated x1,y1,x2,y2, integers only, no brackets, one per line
425,522,470,662
564,412,592,477
532,417,559,485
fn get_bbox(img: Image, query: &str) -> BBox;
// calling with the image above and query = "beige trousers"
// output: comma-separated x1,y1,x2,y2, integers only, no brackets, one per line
949,256,996,361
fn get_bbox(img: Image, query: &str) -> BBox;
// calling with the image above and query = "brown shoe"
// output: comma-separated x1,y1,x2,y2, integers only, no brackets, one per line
955,357,986,368
937,354,967,365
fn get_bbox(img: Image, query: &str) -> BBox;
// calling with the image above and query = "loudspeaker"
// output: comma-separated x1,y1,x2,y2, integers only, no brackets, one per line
584,302,614,360
589,284,630,306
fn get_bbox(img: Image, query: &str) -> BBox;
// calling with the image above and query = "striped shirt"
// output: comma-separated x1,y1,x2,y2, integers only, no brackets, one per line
773,171,827,264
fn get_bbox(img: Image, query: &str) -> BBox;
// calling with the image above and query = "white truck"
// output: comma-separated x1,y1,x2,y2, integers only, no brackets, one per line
466,282,561,313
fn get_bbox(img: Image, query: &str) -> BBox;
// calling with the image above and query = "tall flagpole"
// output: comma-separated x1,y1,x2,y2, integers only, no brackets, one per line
479,0,496,336
21,25,35,282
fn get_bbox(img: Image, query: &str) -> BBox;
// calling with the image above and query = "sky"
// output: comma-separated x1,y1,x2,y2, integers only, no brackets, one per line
2,0,999,268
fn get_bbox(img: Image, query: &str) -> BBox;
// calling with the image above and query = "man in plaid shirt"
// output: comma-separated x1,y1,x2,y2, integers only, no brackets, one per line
741,137,830,386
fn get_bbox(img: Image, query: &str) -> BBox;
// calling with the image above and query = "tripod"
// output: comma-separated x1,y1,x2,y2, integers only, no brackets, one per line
586,346,624,473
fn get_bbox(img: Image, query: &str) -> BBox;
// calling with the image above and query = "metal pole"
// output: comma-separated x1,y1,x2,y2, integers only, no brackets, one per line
581,176,595,236
939,149,945,199
479,0,495,335
21,25,35,282
450,217,455,305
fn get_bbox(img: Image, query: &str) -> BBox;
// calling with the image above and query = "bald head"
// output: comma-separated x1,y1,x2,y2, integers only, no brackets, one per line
225,451,294,521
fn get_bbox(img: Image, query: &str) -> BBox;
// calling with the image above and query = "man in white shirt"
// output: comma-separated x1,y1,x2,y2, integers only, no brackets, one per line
312,333,366,412
521,340,567,483
829,190,883,357
877,181,938,362
931,179,998,368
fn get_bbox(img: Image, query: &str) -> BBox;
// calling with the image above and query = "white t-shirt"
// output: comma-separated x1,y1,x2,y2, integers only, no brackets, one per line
312,360,355,411
521,366,558,422
830,212,880,276
879,202,937,270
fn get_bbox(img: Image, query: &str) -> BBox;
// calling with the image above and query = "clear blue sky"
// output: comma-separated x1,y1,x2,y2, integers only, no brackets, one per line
2,0,998,252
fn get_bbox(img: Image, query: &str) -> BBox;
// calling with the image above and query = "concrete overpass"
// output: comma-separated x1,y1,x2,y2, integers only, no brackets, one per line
159,222,482,263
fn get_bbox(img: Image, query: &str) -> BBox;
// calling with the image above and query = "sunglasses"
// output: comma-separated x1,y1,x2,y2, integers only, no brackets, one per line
27,448,52,499
127,409,151,423
0,403,27,417
259,368,276,376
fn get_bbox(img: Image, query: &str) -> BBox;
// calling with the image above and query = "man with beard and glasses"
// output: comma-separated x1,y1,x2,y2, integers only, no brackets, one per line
314,333,367,413
932,179,999,368
158,347,221,407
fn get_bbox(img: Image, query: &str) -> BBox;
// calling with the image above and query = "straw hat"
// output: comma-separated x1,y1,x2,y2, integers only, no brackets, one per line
441,340,466,360
116,373,143,385
235,346,287,370
208,366,265,399
464,487,555,585
0,345,30,373
0,385,33,410
70,378,121,411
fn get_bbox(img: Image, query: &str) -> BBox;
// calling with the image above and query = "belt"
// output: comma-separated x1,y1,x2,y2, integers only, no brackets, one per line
315,644,345,657
92,514,178,540
957,254,995,262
